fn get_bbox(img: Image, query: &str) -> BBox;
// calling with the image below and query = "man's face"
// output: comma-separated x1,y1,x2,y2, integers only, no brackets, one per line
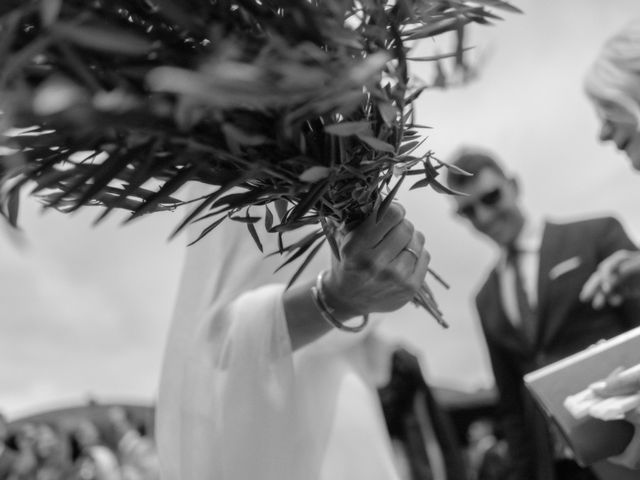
453,168,525,247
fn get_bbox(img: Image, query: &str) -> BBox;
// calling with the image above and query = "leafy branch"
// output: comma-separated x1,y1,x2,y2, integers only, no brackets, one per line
0,0,520,326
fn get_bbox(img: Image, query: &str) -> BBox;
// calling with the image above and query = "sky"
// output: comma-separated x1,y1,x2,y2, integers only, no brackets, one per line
3,0,640,419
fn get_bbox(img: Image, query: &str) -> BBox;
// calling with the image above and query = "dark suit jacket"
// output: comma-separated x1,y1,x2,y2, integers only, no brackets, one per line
378,348,468,480
475,217,640,480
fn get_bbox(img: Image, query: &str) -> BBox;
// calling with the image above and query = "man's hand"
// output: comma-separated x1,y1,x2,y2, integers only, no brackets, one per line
580,250,640,309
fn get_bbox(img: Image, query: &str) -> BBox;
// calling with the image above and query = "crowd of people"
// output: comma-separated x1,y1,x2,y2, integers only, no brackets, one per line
0,400,513,480
0,408,159,480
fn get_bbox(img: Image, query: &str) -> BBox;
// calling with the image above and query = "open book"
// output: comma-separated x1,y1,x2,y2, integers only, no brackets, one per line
523,326,640,466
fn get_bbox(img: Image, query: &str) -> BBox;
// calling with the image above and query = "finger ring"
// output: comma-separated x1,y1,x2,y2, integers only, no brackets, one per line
403,247,419,261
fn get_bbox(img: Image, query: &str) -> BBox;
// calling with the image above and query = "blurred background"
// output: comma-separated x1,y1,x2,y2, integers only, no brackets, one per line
2,0,639,425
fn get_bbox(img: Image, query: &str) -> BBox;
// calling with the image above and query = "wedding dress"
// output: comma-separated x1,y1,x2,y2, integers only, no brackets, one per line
155,183,402,480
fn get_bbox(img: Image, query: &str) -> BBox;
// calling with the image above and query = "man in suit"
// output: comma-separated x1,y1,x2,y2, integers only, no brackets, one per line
378,347,468,480
445,148,640,480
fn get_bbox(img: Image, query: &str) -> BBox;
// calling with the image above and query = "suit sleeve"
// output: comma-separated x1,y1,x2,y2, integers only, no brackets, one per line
422,384,469,480
596,216,637,256
596,216,640,328
477,302,534,480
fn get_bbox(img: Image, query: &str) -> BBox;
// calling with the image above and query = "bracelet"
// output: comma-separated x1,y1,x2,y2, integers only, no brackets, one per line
310,270,369,333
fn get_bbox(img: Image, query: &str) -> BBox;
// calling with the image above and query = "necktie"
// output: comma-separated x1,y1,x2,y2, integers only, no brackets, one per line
506,246,537,345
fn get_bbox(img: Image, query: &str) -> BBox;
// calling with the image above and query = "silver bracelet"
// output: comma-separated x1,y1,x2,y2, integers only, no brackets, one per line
310,270,369,333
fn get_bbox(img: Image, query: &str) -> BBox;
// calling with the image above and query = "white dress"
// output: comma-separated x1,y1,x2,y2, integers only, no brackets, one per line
155,184,402,480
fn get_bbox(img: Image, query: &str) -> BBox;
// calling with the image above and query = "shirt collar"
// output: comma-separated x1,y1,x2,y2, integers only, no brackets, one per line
501,214,544,260
515,215,544,252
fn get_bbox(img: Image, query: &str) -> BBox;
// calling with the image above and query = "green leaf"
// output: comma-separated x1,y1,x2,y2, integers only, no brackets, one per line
403,18,460,41
274,198,289,222
407,48,474,62
410,178,431,190
245,210,263,252
320,216,340,261
94,144,169,224
399,140,419,155
377,174,405,222
51,23,153,56
264,205,274,232
222,123,270,147
273,229,323,271
148,0,207,33
286,238,326,289
169,175,250,239
298,166,330,182
288,181,327,224
356,135,396,153
71,145,149,213
39,0,62,27
278,228,324,255
347,51,391,85
429,178,466,196
271,216,319,233
3,188,20,227
324,121,372,137
187,214,228,246
126,165,197,222
377,102,397,127
436,158,474,177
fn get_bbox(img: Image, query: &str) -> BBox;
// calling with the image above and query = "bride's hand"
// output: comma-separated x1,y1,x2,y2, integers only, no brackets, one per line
322,203,430,319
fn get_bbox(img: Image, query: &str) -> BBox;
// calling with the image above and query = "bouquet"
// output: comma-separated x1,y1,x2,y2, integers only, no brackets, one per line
0,0,519,326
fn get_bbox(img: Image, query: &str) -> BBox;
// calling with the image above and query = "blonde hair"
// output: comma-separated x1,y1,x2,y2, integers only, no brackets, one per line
584,18,640,122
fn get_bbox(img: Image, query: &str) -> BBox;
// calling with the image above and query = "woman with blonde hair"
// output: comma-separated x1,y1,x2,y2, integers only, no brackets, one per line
580,17,640,471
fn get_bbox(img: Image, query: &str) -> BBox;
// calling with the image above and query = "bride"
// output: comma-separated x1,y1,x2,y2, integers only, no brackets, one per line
155,183,431,480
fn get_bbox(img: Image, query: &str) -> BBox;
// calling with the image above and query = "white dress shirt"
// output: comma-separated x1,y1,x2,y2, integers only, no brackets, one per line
498,217,544,327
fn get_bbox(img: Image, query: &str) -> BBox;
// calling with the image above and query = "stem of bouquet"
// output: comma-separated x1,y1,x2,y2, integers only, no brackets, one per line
416,277,449,329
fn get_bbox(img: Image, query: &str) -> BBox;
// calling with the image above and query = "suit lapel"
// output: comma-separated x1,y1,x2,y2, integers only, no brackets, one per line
535,222,555,344
537,222,576,349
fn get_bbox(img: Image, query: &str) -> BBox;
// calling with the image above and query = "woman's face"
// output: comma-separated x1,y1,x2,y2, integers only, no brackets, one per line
596,99,640,170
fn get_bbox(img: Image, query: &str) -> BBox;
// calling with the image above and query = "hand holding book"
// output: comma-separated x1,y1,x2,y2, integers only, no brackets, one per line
564,365,640,421
563,363,640,470
524,327,640,466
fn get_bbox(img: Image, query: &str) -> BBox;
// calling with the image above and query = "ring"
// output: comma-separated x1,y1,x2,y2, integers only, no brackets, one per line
403,247,420,261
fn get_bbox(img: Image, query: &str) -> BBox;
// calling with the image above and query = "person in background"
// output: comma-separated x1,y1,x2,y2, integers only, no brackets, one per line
577,17,640,471
107,407,159,480
465,418,509,480
32,423,71,480
7,423,38,480
358,329,468,480
69,419,121,480
0,413,17,480
445,148,640,480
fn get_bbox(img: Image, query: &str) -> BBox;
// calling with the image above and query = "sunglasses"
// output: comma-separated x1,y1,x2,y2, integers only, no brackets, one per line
457,187,503,219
